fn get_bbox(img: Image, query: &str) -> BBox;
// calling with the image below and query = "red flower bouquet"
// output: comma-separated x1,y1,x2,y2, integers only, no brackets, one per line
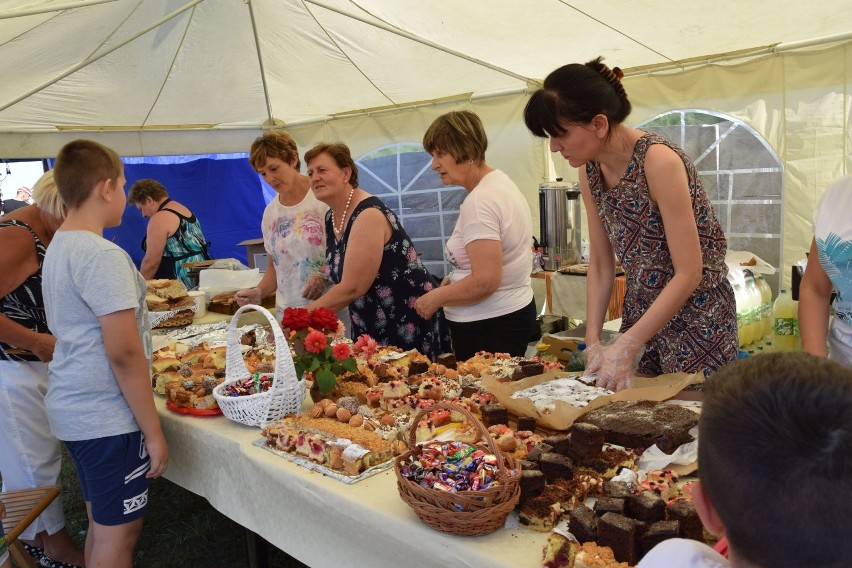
281,307,358,394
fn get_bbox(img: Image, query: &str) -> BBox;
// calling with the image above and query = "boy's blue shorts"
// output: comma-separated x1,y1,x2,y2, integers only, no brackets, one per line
65,430,150,526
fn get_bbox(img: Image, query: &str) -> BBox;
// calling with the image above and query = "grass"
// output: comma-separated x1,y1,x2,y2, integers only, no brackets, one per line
55,446,307,568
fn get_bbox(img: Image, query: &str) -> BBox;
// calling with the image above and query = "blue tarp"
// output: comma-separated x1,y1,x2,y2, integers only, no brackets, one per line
102,154,273,268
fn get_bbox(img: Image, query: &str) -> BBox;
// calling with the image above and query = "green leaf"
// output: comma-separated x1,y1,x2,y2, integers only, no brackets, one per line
316,368,337,394
294,363,305,378
309,358,321,372
341,358,358,372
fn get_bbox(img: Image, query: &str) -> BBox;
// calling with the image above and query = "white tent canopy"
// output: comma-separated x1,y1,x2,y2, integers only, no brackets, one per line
2,0,851,157
2,0,851,282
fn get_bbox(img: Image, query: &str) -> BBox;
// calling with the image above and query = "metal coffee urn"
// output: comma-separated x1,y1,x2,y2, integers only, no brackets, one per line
539,180,582,271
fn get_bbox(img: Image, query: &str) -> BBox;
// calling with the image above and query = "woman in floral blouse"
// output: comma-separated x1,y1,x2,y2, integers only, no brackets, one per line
304,143,450,359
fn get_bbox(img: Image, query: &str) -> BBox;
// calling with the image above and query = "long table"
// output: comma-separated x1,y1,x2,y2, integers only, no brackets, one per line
156,396,548,567
532,271,626,321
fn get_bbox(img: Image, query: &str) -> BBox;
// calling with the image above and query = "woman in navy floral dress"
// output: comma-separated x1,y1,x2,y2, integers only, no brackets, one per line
524,57,737,390
304,143,450,359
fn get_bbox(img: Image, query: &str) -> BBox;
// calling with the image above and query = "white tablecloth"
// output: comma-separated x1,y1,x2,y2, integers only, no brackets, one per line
156,397,547,568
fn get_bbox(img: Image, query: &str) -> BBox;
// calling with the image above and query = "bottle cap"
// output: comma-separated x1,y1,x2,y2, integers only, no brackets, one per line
578,342,586,351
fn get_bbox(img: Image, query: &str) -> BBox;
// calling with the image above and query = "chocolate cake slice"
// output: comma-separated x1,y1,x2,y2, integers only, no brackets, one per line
597,512,638,565
540,453,574,482
519,469,547,504
526,442,553,463
542,434,571,456
593,496,625,517
627,491,665,523
604,480,634,499
568,504,598,543
581,400,699,453
666,500,704,541
640,520,680,555
481,404,509,426
516,415,537,432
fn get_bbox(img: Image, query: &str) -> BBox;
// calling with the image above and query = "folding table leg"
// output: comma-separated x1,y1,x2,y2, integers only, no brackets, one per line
243,527,270,568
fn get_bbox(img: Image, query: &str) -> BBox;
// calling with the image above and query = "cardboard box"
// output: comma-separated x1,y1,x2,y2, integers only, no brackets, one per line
237,238,265,269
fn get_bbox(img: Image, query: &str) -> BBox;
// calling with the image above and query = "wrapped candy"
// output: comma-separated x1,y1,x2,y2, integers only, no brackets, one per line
400,441,502,492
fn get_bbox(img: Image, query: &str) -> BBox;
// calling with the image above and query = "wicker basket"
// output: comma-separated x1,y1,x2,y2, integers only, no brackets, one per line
394,402,520,536
212,304,305,427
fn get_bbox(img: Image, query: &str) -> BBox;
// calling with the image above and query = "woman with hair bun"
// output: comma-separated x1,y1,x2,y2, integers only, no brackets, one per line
523,57,737,391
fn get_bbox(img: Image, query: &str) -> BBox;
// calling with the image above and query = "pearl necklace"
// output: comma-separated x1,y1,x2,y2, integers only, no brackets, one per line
332,186,355,237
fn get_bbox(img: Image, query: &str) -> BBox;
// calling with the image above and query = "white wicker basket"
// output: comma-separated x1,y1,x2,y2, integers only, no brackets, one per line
213,304,305,427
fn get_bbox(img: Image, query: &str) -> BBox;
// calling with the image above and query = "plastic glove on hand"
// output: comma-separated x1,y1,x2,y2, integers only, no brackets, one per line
595,335,645,392
583,341,603,374
301,272,328,300
234,287,262,307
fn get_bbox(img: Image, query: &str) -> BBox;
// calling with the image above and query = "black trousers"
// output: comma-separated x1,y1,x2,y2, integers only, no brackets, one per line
448,299,537,361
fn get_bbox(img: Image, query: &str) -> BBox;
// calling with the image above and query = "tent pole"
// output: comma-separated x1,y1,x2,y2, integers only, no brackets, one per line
0,0,118,20
246,0,275,125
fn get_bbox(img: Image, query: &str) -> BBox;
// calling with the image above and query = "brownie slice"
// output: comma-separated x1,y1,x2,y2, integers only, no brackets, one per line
519,469,547,504
436,353,457,369
667,500,704,541
540,453,574,482
526,442,553,463
640,520,680,556
542,434,571,456
568,504,598,543
604,480,633,499
597,512,638,565
594,496,626,517
518,459,539,471
627,491,666,523
516,416,537,432
572,422,605,446
520,360,545,377
407,360,429,376
481,404,509,427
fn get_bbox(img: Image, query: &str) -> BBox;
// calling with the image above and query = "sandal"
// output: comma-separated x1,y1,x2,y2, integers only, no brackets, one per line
21,542,45,561
39,555,85,568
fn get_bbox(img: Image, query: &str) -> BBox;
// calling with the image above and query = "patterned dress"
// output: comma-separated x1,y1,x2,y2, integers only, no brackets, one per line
0,220,48,362
142,198,211,288
587,132,738,375
326,197,451,359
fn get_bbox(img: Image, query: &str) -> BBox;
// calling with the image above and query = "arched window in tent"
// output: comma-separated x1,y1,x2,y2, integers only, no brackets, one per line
356,144,465,279
638,111,784,294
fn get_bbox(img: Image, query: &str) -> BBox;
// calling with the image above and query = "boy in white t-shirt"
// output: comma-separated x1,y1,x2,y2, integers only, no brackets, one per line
640,353,852,568
44,140,168,568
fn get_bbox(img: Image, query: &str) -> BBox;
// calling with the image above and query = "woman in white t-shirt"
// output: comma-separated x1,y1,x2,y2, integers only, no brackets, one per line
235,131,338,322
415,111,536,360
800,175,852,366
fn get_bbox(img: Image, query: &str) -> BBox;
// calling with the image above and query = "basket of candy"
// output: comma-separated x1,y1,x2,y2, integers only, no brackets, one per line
394,402,520,536
213,304,305,427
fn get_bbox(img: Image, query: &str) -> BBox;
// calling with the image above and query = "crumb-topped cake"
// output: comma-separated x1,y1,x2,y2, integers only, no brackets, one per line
581,401,698,453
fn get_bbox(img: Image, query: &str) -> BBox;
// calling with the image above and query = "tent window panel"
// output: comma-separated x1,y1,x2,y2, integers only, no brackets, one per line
640,110,783,287
731,171,783,200
413,239,445,259
358,143,456,278
404,215,441,239
444,213,459,233
401,192,439,214
359,169,396,197
699,173,731,202
730,203,782,235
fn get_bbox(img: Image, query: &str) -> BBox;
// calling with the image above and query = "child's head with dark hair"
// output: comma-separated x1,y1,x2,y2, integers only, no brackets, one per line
524,56,631,140
699,352,852,568
53,139,123,210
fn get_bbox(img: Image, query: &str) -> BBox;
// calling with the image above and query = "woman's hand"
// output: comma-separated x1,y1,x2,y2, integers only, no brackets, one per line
595,335,645,391
414,290,441,320
30,332,56,363
301,272,328,300
583,341,603,374
235,287,262,307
